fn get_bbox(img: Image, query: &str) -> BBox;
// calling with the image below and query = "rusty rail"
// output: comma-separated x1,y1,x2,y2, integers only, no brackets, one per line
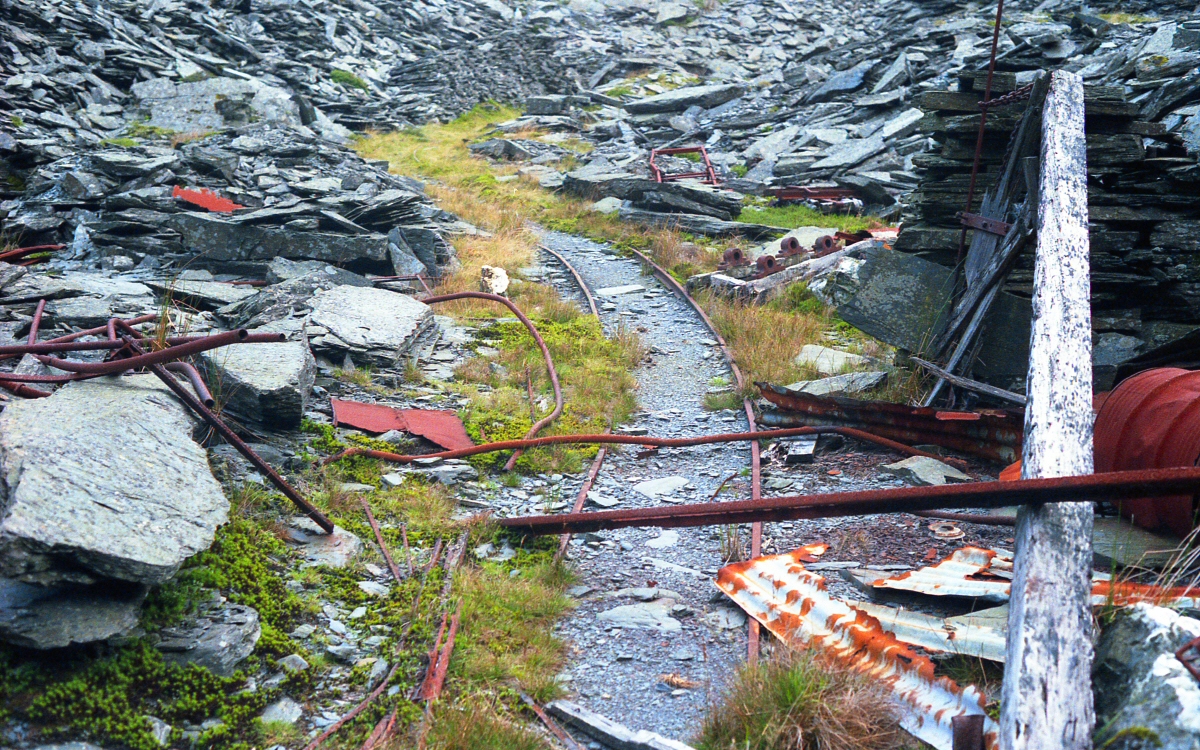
556,434,609,561
539,244,599,318
498,465,1200,534
423,291,562,471
325,426,937,465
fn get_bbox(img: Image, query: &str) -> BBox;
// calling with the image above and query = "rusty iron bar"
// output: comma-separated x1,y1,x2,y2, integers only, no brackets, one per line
27,299,45,345
649,146,719,184
422,291,562,471
556,434,610,562
423,538,444,577
539,243,600,318
520,693,586,750
498,466,1200,535
117,334,335,533
35,328,270,374
325,426,937,466
163,362,215,407
420,601,462,702
361,499,404,582
956,0,1008,265
952,714,986,750
360,710,397,750
978,82,1035,109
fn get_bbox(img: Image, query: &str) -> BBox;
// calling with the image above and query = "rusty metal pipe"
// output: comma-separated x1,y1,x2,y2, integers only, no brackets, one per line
163,362,215,408
119,335,334,533
35,329,262,374
912,510,1016,526
422,291,563,471
0,381,53,398
498,466,1200,535
27,299,45,345
325,426,938,465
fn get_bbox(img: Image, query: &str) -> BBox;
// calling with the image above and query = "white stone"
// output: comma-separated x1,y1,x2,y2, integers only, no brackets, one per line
793,344,868,375
633,476,690,498
881,456,971,486
645,530,680,549
261,697,303,725
595,284,645,297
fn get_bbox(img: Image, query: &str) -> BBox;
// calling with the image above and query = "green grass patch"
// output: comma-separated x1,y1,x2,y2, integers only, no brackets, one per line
126,122,178,140
738,203,885,233
102,137,138,148
331,69,370,91
696,651,908,750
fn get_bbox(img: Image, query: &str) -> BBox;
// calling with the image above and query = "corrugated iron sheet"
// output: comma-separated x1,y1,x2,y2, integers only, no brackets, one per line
852,601,1008,663
867,546,1200,608
330,399,474,451
757,383,1023,463
717,548,999,750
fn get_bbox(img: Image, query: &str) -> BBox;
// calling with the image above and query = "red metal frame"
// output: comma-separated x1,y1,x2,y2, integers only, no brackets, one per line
648,146,719,184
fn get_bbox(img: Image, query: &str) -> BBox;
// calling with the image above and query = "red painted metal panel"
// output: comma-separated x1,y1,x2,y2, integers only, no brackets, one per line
330,399,474,451
172,185,244,212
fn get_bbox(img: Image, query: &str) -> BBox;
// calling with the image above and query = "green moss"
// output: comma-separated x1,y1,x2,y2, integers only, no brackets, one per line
126,122,178,140
1097,726,1162,749
10,116,23,128
180,71,212,83
3,642,269,750
331,69,370,91
731,164,749,178
101,137,138,148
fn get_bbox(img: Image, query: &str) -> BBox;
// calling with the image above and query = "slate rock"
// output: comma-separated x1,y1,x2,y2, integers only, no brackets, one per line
1094,603,1200,750
881,456,971,486
807,60,876,104
157,602,261,677
307,285,433,366
169,213,392,267
0,375,227,586
261,697,304,725
287,517,362,568
793,344,868,375
597,599,682,632
265,257,372,287
783,371,888,396
0,577,147,649
200,341,315,429
625,84,744,114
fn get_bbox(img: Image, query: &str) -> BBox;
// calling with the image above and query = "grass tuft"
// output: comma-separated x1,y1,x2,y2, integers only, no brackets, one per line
739,203,886,234
426,699,554,750
696,650,908,750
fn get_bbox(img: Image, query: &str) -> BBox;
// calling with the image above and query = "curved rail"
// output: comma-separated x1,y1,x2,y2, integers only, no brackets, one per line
539,243,600,317
423,291,562,471
625,246,765,659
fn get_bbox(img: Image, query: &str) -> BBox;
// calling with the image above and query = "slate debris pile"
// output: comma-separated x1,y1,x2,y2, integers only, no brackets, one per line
0,0,581,132
895,15,1200,383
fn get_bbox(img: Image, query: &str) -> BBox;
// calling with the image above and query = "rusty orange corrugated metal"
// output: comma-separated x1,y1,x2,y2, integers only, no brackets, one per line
866,546,1200,608
330,399,474,451
1094,368,1200,538
717,547,999,750
756,383,1023,463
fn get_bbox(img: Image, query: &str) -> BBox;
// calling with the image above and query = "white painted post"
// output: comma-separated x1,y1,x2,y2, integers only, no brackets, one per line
999,70,1095,750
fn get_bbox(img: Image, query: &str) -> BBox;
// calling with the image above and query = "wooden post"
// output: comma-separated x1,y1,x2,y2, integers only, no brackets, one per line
1000,70,1095,749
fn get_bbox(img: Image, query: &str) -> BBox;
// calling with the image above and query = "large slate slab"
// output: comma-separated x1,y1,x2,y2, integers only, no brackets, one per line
307,285,433,366
624,84,744,114
168,213,392,267
200,341,315,429
0,375,228,586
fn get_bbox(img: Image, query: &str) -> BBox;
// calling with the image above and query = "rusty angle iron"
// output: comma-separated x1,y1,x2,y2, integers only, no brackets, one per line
757,382,1023,463
330,398,474,452
716,545,1000,750
1094,367,1200,538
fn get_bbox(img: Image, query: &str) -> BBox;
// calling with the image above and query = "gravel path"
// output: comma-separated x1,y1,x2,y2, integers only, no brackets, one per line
476,230,1015,746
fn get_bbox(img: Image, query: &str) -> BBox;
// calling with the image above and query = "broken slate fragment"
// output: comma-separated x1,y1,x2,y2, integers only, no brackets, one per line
882,456,971,486
307,286,433,367
633,476,691,499
793,345,869,376
597,599,682,633
157,602,261,677
624,84,744,114
200,341,315,429
287,517,362,568
0,375,228,586
783,371,887,396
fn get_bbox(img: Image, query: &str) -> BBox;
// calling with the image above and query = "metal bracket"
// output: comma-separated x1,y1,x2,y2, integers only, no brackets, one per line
958,211,1011,237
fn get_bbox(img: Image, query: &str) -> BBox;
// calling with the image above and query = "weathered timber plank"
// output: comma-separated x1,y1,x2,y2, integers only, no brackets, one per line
999,69,1095,750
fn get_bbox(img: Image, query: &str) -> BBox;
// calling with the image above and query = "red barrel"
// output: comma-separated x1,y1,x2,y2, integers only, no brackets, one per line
1094,368,1200,537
